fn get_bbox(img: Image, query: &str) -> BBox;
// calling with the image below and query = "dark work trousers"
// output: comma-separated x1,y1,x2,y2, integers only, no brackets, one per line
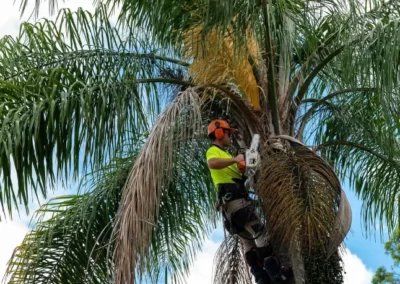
223,198,269,252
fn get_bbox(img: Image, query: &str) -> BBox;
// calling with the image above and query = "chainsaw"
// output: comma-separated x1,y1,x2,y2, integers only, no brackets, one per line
237,134,261,177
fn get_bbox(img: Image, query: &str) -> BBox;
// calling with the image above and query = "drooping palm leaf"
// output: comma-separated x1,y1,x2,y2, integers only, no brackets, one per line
212,234,250,284
0,6,191,217
311,91,400,235
258,141,342,250
256,139,347,282
4,142,140,284
112,87,204,283
144,140,216,283
5,132,218,284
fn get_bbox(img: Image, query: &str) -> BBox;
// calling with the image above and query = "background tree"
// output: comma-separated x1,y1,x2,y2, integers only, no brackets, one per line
373,267,399,284
1,0,400,283
373,229,400,284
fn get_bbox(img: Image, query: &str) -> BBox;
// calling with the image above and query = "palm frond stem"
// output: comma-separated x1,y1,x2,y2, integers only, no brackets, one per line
288,45,346,135
287,30,341,100
3,52,189,81
262,0,280,135
300,88,376,105
248,54,262,91
135,78,194,86
293,45,346,109
296,88,376,139
314,140,391,163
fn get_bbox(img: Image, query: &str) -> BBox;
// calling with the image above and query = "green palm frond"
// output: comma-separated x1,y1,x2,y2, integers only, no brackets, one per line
0,6,191,217
294,3,400,105
311,91,400,235
5,145,138,284
287,3,400,136
5,132,217,284
289,4,400,235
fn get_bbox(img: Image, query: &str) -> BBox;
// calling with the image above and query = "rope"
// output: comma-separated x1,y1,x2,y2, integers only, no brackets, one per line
222,213,234,284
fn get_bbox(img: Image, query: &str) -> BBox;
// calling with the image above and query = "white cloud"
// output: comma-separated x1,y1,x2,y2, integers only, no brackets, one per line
0,1,21,37
185,242,374,284
186,239,221,284
342,248,374,284
0,221,29,281
0,0,98,38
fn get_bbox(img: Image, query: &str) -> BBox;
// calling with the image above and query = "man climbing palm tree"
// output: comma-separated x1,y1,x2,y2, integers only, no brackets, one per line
206,119,292,284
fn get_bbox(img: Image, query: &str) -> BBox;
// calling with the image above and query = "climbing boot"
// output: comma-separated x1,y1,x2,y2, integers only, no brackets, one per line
263,256,293,282
245,248,271,284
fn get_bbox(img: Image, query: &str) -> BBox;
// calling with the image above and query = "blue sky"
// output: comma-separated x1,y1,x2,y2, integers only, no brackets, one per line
0,1,397,283
345,186,393,271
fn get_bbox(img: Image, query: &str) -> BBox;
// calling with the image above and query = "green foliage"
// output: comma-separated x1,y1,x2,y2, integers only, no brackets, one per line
312,89,400,234
0,6,190,217
373,267,399,284
6,150,135,283
6,136,217,283
385,229,400,266
372,228,400,284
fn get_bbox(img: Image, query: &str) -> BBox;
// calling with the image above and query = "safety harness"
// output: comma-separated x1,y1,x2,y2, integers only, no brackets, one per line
217,179,248,202
218,180,263,240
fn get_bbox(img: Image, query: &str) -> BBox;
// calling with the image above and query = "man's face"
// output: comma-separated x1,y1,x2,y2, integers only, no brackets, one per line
221,129,232,146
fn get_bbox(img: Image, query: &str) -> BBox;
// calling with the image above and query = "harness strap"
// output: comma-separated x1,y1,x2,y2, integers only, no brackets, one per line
217,182,248,202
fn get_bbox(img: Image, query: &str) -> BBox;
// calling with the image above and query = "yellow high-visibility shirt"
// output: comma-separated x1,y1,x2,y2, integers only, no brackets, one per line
206,145,242,189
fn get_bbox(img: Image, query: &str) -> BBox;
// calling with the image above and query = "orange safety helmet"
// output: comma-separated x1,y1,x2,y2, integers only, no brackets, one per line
208,119,237,140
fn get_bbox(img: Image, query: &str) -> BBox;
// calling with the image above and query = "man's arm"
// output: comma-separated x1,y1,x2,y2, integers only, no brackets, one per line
208,154,244,169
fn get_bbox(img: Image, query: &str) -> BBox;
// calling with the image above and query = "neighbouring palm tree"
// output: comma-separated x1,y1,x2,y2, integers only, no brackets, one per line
2,0,400,283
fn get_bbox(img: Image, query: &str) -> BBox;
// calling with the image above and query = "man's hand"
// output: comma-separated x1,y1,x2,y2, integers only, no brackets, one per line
234,154,245,163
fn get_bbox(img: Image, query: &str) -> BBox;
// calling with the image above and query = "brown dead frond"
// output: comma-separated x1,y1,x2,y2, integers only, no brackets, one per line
256,141,348,257
183,24,262,110
327,189,352,256
112,88,203,284
212,234,250,284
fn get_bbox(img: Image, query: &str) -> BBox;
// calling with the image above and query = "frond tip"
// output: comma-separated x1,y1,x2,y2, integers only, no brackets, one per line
212,234,250,284
112,87,203,284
